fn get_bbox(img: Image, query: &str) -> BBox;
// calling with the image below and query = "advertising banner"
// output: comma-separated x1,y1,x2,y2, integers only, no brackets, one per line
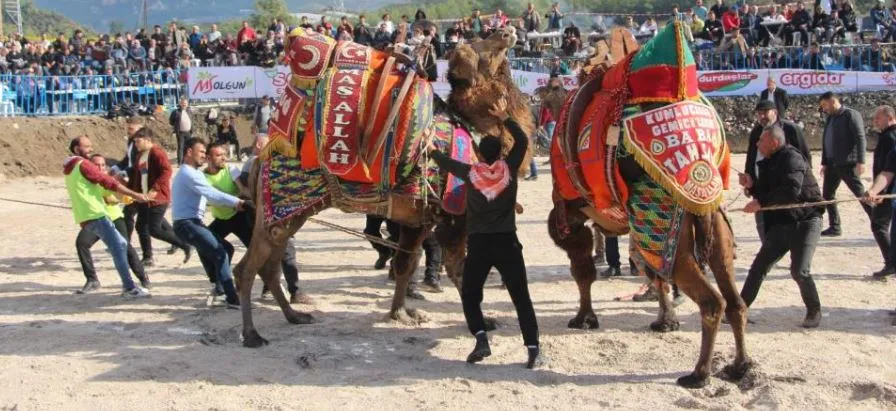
188,65,896,101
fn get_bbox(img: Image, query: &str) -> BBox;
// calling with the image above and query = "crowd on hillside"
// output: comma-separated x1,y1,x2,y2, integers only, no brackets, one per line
1,0,896,81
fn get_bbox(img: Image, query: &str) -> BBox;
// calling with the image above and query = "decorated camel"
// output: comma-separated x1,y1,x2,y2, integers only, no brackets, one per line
547,22,750,388
233,27,534,348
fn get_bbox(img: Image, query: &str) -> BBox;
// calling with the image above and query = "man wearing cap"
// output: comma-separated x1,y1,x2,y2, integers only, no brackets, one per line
740,99,810,240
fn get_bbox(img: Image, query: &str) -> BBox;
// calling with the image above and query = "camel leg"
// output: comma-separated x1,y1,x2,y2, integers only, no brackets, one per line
706,210,752,380
387,224,430,325
235,221,276,348
548,207,599,330
672,214,725,389
435,214,466,290
650,277,680,332
259,242,315,325
236,212,306,347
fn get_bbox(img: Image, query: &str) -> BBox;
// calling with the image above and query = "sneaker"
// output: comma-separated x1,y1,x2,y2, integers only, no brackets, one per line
261,285,272,300
466,335,492,364
600,266,622,278
422,278,444,293
182,246,193,264
75,279,101,294
820,227,841,237
139,278,153,290
122,287,151,299
209,284,225,297
141,257,155,267
406,287,426,301
166,245,178,255
226,300,240,310
872,266,896,279
526,346,544,369
524,175,538,181
374,253,391,270
802,310,822,328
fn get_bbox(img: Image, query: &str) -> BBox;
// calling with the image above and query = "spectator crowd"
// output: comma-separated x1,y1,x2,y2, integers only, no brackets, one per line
1,0,895,101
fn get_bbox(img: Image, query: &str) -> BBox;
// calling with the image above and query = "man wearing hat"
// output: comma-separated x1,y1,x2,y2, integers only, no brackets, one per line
740,99,810,240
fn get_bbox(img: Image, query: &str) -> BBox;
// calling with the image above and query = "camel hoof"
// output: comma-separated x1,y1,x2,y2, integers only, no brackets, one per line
285,311,316,325
483,317,499,331
242,330,270,348
388,307,429,326
568,313,600,330
722,359,755,381
649,319,680,333
676,373,710,389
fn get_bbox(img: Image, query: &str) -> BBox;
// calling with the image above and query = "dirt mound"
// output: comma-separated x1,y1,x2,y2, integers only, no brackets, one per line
0,113,256,179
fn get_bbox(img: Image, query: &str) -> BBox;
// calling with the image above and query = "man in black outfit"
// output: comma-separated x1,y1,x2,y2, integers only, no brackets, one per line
741,100,810,240
819,92,874,239
741,125,824,328
429,97,542,368
864,105,896,278
758,78,789,119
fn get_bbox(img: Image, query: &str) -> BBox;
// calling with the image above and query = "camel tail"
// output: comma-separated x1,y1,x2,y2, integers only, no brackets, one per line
692,212,714,270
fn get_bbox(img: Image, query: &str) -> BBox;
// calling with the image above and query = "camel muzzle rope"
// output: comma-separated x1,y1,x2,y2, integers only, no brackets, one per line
0,197,417,254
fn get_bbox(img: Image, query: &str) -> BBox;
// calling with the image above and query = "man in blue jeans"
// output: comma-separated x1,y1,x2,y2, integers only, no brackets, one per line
171,138,248,308
64,136,152,298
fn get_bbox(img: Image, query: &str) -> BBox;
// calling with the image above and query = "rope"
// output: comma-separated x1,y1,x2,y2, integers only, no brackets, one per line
728,194,896,213
0,197,417,255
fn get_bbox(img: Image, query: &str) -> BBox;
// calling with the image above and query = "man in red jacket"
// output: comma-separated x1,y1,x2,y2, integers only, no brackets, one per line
721,5,742,34
128,128,191,266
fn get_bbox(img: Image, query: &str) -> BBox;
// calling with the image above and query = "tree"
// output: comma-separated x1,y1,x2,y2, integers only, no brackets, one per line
251,0,298,29
109,20,125,35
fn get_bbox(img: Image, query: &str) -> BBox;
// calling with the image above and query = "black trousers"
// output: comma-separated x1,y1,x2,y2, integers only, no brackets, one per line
175,131,191,165
364,215,400,257
76,217,146,282
741,218,822,311
130,204,188,259
209,210,300,294
870,200,892,266
364,215,442,282
462,233,538,346
822,164,872,231
755,212,766,243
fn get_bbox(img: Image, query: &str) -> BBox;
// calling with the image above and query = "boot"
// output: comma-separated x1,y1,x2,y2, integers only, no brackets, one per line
526,345,545,369
797,278,821,329
466,331,491,364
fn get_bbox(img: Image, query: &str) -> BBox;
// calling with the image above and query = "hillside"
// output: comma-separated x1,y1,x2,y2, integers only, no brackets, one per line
2,0,90,37
31,0,410,32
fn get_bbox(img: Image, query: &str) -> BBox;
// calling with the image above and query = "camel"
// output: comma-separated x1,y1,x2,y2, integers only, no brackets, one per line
233,27,534,348
547,22,750,388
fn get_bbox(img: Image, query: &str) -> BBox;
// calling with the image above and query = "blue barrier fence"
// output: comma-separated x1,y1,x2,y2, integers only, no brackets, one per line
508,43,896,73
0,70,186,117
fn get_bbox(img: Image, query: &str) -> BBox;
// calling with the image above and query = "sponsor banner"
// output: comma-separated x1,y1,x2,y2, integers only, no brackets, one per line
189,65,896,101
697,71,767,96
187,68,256,99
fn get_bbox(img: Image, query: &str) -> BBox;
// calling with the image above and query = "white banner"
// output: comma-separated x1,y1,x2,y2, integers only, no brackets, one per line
188,65,896,101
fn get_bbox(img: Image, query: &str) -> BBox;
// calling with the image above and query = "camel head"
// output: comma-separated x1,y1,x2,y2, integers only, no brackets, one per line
447,28,517,90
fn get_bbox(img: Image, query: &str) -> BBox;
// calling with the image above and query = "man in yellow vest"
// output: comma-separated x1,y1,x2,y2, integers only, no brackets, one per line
74,153,150,294
64,136,152,298
204,141,309,304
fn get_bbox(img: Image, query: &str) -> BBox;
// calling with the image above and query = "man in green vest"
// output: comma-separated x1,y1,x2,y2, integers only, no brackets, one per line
204,141,309,304
74,153,150,294
64,136,152,298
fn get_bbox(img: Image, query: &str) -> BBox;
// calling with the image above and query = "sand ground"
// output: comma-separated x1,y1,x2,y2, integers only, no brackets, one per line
0,154,894,410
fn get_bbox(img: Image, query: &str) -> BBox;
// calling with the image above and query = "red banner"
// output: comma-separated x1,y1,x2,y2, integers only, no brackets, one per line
623,101,725,213
320,68,368,176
